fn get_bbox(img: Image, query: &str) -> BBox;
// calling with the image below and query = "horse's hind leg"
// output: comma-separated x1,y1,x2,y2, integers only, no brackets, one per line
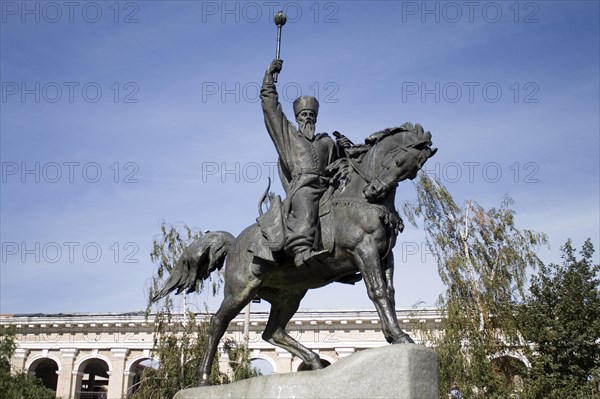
198,282,260,385
261,290,323,370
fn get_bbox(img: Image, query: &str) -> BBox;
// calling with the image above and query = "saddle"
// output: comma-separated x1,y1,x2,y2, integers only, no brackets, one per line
249,187,337,266
250,194,286,264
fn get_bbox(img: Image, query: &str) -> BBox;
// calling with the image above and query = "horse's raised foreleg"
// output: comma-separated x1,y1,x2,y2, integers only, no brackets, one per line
261,290,323,370
355,239,413,344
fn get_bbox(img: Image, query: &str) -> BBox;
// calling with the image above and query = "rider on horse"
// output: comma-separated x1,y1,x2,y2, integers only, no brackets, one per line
261,59,352,267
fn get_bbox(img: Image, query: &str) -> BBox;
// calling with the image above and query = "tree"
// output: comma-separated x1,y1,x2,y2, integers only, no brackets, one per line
403,173,547,398
130,310,227,399
223,338,261,382
520,239,600,399
0,325,56,399
130,223,259,398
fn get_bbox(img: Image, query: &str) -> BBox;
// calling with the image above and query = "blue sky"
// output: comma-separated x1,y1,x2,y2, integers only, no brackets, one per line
1,1,598,314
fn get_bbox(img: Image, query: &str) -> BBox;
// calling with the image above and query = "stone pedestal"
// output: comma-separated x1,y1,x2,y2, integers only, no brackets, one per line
174,344,439,399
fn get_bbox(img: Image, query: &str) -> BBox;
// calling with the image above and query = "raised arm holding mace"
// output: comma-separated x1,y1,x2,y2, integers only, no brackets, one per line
260,12,353,268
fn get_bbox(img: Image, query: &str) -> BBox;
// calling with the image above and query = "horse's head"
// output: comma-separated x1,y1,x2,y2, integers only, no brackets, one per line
362,123,437,202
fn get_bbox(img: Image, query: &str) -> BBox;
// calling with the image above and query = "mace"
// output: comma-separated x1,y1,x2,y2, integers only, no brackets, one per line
273,11,287,83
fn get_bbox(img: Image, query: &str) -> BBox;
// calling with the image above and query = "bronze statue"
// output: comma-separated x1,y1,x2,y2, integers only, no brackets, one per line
152,12,437,386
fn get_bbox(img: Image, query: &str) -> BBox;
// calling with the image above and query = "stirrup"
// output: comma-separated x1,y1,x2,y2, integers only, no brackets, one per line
298,249,328,268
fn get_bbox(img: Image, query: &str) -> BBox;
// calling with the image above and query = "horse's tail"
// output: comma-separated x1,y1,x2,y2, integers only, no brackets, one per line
152,231,235,302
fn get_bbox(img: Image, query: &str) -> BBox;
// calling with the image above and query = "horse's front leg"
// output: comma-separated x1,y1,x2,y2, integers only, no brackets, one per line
355,238,413,344
383,252,396,310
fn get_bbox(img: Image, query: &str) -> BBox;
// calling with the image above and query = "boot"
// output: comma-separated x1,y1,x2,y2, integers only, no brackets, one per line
293,248,328,268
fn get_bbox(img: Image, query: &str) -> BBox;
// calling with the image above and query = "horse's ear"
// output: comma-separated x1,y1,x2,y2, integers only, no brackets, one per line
400,122,414,131
429,147,438,157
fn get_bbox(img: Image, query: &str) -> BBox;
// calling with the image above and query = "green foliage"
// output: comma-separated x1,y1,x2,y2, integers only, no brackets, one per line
147,222,222,305
223,338,261,382
130,311,227,399
0,326,56,399
520,239,600,399
404,173,547,398
131,222,258,398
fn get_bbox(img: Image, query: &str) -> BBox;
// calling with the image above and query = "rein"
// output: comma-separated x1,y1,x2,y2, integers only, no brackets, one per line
346,157,371,184
347,140,416,189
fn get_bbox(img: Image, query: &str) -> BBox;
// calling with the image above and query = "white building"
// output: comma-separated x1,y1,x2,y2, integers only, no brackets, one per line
1,308,444,399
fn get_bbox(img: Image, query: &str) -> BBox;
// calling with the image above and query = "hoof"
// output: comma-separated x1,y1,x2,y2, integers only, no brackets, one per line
314,361,325,370
394,333,414,344
305,357,325,370
198,374,212,387
309,361,325,370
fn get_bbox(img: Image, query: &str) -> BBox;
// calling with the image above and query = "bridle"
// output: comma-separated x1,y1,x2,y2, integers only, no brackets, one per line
346,140,423,200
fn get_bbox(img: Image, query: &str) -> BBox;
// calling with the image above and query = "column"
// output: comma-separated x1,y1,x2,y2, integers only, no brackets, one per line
56,349,77,399
123,370,135,397
335,347,355,358
107,349,129,399
274,348,293,373
71,371,84,399
218,350,232,378
12,348,29,372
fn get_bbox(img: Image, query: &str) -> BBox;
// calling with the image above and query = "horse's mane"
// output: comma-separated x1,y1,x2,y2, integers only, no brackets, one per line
328,122,432,183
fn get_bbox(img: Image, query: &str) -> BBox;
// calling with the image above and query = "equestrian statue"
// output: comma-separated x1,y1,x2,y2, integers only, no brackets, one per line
152,12,437,387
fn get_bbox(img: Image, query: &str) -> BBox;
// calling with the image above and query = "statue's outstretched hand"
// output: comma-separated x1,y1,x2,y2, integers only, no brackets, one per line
268,59,283,76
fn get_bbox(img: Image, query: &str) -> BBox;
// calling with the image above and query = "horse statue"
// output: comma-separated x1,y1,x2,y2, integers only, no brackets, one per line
153,122,436,385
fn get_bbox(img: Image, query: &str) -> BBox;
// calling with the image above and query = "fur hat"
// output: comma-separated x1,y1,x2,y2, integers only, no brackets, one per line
293,96,319,117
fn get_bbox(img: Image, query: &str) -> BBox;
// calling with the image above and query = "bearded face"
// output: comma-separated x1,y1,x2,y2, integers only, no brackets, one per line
296,109,317,139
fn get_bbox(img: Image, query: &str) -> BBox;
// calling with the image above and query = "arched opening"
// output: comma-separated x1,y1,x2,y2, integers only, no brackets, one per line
251,358,275,375
491,356,527,394
296,358,331,371
28,358,59,392
126,358,159,397
76,358,110,399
